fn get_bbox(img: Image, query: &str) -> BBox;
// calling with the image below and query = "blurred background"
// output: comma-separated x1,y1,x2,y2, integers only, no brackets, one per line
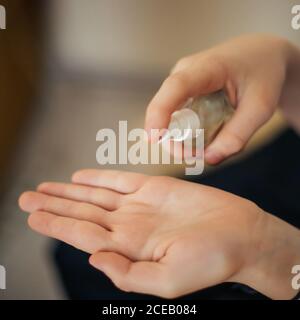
0,0,299,299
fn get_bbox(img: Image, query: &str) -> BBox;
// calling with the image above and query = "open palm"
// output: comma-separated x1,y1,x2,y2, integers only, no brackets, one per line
19,169,264,298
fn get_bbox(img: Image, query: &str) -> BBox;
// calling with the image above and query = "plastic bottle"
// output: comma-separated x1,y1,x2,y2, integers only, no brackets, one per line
166,90,234,145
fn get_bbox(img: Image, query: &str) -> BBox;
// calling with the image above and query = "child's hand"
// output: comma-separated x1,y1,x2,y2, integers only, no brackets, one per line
19,169,300,299
145,34,300,164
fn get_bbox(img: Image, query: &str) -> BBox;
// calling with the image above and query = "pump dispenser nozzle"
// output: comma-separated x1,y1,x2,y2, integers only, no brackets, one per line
160,90,234,145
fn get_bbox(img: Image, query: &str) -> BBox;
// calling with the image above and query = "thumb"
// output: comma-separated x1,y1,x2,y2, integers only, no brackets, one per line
89,251,172,298
205,86,276,164
145,60,226,141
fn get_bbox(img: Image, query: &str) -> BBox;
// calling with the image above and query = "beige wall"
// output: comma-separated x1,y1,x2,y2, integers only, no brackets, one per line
50,0,300,76
47,0,298,174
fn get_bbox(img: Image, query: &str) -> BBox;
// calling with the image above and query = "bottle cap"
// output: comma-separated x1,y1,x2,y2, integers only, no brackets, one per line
168,108,200,142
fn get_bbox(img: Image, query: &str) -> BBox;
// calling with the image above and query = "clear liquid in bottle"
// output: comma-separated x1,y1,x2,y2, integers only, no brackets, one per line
167,90,234,146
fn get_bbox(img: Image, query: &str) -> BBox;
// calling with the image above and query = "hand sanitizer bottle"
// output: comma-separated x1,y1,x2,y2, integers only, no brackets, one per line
167,90,234,145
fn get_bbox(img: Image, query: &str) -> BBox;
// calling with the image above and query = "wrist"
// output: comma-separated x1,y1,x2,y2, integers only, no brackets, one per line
230,209,300,299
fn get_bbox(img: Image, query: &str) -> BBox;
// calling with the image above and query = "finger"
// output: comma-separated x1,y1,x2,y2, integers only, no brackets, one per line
28,211,114,254
170,55,194,74
72,169,147,194
145,59,226,138
37,182,121,211
161,139,184,160
89,252,173,298
205,85,276,164
19,191,111,229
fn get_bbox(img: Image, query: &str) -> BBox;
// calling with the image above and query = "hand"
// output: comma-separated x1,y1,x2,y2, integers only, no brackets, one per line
145,34,300,164
19,169,300,299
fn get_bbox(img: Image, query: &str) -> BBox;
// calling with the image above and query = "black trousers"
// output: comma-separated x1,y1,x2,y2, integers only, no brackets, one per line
53,129,300,300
